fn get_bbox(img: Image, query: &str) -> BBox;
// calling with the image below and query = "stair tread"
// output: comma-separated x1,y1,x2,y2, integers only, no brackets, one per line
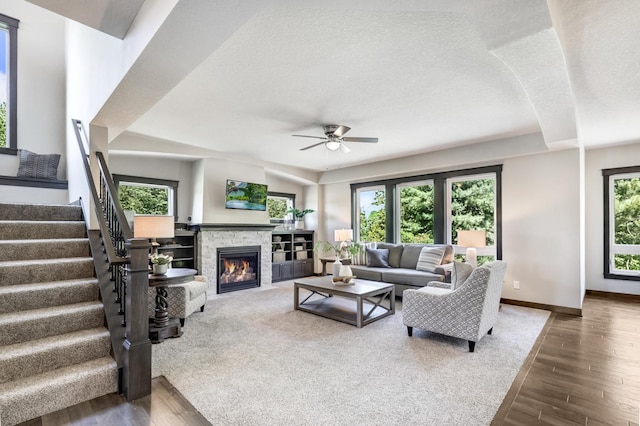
0,257,94,267
0,356,117,394
0,238,90,244
0,327,109,359
0,301,103,324
0,278,98,294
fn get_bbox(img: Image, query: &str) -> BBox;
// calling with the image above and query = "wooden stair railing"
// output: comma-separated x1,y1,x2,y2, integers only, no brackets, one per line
72,119,151,401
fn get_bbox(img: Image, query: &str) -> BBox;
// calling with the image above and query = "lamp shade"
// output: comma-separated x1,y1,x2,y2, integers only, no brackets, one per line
334,229,353,242
457,230,486,248
133,215,175,239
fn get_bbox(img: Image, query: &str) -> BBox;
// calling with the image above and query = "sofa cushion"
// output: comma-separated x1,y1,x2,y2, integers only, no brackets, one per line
416,246,446,272
399,244,426,269
451,262,473,290
349,265,385,281
376,243,404,268
366,248,391,268
381,269,444,287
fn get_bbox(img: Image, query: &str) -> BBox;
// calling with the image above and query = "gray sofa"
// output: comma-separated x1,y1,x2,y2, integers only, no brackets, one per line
349,243,454,296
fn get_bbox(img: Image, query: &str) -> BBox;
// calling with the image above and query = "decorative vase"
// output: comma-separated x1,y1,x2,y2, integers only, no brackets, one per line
332,256,342,276
296,219,304,230
339,264,353,277
152,263,168,275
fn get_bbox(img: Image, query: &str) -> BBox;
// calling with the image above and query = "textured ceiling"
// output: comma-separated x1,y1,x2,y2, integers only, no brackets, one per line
102,0,640,172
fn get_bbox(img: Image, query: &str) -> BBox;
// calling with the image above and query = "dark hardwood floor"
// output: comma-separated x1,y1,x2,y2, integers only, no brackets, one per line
18,293,639,425
493,292,640,425
19,376,210,426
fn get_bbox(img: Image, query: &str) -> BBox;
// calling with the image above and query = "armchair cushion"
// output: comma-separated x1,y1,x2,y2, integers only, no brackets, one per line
451,262,473,290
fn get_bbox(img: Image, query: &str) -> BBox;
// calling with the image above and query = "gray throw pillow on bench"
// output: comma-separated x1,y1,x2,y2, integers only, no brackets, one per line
16,149,60,180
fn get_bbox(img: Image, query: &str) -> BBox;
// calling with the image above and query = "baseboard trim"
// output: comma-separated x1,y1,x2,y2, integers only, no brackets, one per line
500,298,582,316
586,289,640,300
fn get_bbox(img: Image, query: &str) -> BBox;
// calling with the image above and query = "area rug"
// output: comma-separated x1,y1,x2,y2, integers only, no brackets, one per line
151,281,549,425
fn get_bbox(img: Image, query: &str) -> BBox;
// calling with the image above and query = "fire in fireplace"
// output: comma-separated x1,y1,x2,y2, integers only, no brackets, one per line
217,246,261,294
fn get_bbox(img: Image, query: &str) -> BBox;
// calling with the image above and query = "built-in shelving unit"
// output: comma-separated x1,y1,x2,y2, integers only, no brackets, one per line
272,230,314,282
157,228,199,272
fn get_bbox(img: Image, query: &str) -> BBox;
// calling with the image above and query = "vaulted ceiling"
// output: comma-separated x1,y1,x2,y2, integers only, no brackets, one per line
40,0,640,173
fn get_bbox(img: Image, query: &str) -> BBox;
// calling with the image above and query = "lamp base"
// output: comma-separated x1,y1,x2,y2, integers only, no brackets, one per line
465,247,478,268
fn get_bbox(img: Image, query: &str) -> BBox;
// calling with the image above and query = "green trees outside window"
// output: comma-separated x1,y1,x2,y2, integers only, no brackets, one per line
0,102,6,148
613,176,640,271
118,185,169,215
399,184,434,243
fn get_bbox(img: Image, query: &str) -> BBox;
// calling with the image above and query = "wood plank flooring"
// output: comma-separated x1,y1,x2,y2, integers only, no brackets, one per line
493,292,640,425
19,376,210,426
18,292,639,425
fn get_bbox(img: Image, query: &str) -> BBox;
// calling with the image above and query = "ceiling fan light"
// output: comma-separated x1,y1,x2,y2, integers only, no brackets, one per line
326,141,341,151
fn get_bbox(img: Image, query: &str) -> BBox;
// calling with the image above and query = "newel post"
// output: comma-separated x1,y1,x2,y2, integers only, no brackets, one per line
122,238,151,401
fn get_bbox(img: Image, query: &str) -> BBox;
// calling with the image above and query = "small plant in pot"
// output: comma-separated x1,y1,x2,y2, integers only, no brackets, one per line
150,253,173,275
286,208,314,230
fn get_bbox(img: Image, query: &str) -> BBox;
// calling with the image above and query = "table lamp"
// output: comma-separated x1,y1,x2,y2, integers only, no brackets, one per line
457,230,486,268
334,229,354,252
134,215,175,253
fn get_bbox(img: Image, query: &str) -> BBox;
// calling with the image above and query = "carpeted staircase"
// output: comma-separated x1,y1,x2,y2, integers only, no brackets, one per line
0,202,118,426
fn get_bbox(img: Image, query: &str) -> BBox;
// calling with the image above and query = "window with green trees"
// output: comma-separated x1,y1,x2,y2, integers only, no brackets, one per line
604,168,640,279
114,175,178,218
352,166,501,262
1,14,18,151
267,192,294,223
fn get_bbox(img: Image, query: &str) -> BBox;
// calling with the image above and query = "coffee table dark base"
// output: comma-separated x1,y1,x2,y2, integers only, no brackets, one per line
294,278,395,328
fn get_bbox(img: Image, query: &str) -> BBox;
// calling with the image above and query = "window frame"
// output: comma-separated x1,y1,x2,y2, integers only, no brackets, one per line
267,191,296,224
603,166,640,281
351,165,502,259
396,179,435,244
113,174,179,219
0,13,18,154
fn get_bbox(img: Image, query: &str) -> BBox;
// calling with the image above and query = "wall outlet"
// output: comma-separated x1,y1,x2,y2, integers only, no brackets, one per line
513,280,520,290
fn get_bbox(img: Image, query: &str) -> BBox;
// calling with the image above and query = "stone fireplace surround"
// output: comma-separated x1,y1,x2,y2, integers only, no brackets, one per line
197,224,275,290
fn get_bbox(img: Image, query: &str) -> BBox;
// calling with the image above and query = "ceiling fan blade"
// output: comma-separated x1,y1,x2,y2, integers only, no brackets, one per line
339,143,351,153
342,137,378,143
332,125,351,138
300,142,326,151
292,134,327,140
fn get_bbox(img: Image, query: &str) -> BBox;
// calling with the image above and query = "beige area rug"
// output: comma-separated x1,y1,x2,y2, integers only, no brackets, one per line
152,281,549,425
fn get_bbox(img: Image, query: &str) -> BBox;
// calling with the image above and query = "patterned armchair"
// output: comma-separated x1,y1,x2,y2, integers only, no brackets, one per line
148,275,208,326
402,261,507,352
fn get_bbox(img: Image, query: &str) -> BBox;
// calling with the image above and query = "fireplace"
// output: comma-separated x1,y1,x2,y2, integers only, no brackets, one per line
217,246,261,294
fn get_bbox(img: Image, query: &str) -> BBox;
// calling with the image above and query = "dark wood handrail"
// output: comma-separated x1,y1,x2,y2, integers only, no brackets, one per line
71,119,152,401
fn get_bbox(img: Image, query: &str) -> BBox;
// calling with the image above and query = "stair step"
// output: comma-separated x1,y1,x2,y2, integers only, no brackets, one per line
0,356,118,426
0,202,83,221
0,220,87,240
0,301,105,346
0,257,95,286
0,327,111,384
0,278,98,314
0,238,91,261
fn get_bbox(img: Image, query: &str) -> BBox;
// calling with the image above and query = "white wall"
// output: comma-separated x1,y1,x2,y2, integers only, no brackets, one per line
501,149,582,309
108,155,193,223
585,141,640,295
0,1,67,202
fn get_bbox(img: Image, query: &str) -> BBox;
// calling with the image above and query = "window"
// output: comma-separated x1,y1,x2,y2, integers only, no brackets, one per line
357,185,387,242
447,174,496,265
267,192,295,223
114,175,178,217
397,180,434,243
352,165,502,260
0,13,18,152
604,167,640,280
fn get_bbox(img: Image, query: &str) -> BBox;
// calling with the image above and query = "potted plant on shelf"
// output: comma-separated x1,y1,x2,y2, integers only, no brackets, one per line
286,208,315,230
150,253,173,275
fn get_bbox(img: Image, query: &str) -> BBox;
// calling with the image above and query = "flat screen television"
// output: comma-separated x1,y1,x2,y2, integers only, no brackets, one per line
225,179,268,211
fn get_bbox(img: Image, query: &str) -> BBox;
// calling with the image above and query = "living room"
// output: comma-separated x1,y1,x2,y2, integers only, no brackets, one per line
1,0,640,424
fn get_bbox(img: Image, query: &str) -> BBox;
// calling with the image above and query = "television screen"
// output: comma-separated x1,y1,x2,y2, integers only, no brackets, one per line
225,179,268,211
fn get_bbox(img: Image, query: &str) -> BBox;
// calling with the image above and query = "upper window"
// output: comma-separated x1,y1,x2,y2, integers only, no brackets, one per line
267,192,295,224
604,167,640,280
114,175,178,218
0,14,18,153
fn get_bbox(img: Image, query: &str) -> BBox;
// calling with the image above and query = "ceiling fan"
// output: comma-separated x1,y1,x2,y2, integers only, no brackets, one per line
293,125,378,153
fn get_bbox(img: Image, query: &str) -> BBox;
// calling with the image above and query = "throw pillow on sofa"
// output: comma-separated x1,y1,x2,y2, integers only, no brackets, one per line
415,246,445,272
451,261,473,290
375,243,404,268
366,248,391,268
